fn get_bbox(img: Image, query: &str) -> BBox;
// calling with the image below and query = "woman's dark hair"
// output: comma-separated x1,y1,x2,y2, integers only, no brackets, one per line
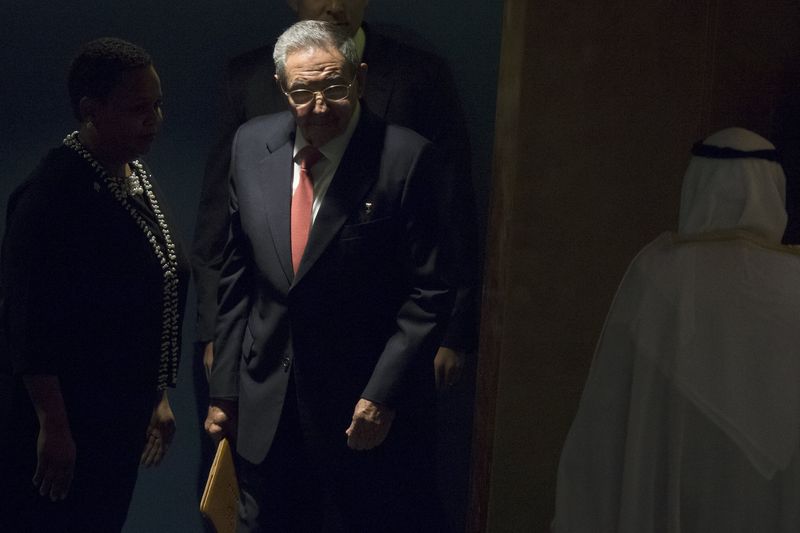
67,37,152,121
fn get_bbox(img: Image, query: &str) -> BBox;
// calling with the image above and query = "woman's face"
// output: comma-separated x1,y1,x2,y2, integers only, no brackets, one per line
90,65,163,163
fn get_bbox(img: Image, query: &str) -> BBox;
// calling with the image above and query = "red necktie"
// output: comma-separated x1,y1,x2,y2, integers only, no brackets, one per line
291,146,323,273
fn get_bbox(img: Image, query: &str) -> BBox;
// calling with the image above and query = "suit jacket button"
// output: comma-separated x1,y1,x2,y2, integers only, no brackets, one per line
282,356,291,371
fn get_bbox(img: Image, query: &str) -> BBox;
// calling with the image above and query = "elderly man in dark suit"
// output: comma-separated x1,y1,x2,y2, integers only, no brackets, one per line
192,0,478,389
204,20,453,532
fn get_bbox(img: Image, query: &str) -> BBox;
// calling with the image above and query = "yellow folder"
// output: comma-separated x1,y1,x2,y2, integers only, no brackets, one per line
200,438,239,533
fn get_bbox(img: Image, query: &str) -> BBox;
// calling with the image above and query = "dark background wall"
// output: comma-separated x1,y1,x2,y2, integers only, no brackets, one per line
1,1,503,531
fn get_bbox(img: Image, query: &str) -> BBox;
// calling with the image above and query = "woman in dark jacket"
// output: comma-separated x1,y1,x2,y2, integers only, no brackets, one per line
0,37,189,532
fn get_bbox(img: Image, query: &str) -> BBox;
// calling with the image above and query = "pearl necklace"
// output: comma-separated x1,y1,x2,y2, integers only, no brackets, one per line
63,131,181,389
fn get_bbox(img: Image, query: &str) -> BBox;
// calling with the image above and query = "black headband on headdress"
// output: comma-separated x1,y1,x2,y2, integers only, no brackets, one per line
691,141,781,162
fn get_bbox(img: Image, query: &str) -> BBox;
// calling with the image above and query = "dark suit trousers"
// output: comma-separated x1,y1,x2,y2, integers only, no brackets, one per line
236,377,446,533
236,376,324,533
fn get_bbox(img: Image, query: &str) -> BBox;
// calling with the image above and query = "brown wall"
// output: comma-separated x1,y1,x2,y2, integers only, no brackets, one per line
471,1,800,531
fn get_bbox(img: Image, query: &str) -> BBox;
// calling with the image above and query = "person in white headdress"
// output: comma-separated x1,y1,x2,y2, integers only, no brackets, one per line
552,127,800,533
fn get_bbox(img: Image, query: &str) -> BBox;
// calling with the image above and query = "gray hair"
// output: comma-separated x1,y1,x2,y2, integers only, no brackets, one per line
273,20,359,82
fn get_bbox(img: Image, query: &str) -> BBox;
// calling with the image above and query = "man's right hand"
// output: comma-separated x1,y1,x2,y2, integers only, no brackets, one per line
33,420,76,501
205,399,237,445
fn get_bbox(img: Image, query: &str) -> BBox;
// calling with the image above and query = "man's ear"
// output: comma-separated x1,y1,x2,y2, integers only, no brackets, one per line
276,73,289,92
286,0,298,13
355,63,368,98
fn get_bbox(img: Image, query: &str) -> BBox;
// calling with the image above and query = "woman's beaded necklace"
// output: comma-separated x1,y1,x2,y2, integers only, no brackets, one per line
63,131,180,389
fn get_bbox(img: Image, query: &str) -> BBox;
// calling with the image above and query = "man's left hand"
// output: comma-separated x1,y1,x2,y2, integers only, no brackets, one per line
345,398,396,450
434,346,465,391
140,390,176,467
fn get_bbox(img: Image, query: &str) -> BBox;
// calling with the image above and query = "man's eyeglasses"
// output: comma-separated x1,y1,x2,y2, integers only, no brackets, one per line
282,79,355,107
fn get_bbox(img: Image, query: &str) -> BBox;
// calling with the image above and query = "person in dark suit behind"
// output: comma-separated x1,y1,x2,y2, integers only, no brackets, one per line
204,20,454,531
191,0,478,391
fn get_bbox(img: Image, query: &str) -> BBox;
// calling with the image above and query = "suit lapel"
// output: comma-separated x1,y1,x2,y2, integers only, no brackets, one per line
257,113,295,285
293,110,386,284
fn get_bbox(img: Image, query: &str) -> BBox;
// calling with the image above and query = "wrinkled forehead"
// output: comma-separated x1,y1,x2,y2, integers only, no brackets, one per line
284,46,352,80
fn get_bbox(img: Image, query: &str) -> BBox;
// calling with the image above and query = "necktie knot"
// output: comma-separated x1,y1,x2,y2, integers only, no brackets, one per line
297,146,323,176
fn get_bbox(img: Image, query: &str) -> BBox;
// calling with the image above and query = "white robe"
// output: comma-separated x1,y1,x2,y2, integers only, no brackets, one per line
553,128,800,532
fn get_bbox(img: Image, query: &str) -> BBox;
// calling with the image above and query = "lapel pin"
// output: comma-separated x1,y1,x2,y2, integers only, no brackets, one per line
358,201,374,223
